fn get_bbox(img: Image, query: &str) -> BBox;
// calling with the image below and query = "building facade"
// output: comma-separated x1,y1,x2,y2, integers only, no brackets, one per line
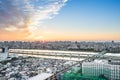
82,60,120,80
0,47,9,61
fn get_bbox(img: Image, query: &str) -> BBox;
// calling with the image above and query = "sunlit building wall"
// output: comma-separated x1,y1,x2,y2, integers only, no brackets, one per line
82,60,120,80
108,60,120,80
82,60,107,77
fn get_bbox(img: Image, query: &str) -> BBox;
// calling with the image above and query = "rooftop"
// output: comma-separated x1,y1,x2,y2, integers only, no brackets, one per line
28,73,53,80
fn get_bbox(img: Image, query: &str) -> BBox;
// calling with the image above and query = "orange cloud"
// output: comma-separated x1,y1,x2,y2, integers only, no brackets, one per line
0,30,120,41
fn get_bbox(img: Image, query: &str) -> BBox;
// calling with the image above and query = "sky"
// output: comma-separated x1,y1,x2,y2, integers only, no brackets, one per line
0,0,120,41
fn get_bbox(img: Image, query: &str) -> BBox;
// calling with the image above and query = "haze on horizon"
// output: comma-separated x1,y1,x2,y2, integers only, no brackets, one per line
0,0,120,41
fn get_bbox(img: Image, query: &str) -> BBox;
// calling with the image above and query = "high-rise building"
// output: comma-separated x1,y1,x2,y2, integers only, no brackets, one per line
82,59,120,80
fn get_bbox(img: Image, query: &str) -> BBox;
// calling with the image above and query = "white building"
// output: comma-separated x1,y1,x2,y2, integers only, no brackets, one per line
82,59,120,80
108,60,120,80
0,47,9,61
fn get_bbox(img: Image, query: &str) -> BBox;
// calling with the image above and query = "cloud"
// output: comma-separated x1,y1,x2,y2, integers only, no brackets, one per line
0,0,68,40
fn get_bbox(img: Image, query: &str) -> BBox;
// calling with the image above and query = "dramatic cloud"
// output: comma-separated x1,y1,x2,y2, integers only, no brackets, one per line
0,0,68,40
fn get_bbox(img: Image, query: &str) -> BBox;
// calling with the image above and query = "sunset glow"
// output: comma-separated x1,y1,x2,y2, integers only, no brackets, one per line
0,0,120,41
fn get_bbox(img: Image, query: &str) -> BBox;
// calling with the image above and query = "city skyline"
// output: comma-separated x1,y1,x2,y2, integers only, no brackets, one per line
0,0,120,41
